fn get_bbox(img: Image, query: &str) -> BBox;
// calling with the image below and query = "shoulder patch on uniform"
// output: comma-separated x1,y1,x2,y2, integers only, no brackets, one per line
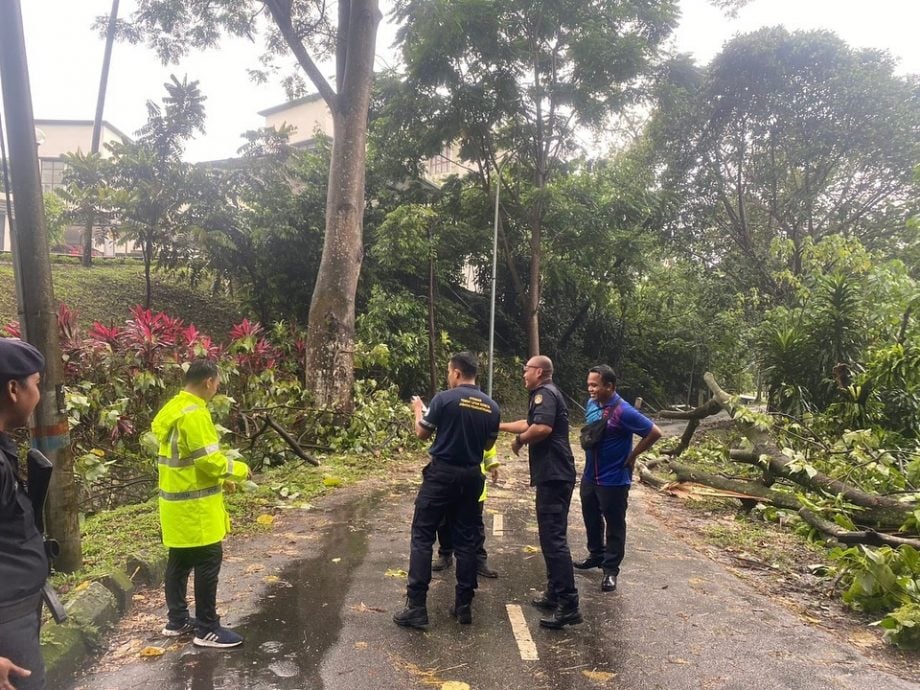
534,393,543,405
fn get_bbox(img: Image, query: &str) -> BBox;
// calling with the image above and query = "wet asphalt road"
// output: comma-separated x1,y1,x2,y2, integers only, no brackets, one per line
69,452,919,690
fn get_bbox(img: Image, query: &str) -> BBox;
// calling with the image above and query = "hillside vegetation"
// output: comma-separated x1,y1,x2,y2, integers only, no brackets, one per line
0,258,244,335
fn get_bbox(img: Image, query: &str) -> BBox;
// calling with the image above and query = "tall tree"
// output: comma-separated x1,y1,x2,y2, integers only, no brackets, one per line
651,29,920,298
108,75,207,307
121,0,381,411
393,0,678,355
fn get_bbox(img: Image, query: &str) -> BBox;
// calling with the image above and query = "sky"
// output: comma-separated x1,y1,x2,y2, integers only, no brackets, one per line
10,0,920,162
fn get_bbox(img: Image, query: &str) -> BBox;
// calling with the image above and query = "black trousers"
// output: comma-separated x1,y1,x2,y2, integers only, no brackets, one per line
165,542,223,632
436,501,488,564
407,460,484,605
580,482,630,575
0,596,45,690
535,481,577,602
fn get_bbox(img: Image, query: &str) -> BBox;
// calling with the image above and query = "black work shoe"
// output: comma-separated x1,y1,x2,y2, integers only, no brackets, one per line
393,600,429,629
431,554,453,571
449,604,472,625
530,594,558,610
573,556,603,570
539,604,583,629
602,575,617,592
477,562,499,579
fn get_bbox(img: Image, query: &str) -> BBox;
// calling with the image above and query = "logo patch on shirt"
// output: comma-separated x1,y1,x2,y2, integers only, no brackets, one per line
534,394,543,405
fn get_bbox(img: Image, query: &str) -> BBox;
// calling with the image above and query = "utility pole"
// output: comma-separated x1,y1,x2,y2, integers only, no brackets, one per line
0,0,82,571
83,0,120,267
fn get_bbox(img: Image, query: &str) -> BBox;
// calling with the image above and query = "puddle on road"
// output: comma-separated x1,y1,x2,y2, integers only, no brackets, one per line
167,493,379,689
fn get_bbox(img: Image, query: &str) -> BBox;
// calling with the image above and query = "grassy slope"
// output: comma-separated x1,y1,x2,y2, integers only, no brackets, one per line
0,260,244,337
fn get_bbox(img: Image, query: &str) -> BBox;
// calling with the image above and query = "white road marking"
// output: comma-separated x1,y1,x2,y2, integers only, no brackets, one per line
505,604,539,661
492,513,504,536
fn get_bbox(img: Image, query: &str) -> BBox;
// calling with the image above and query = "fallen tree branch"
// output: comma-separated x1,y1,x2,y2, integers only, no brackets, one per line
798,509,920,549
730,450,912,528
636,461,671,490
261,415,321,467
662,418,700,458
658,398,722,420
668,462,800,510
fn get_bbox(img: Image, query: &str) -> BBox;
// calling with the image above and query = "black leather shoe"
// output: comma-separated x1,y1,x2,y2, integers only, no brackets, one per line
449,604,472,624
477,563,498,579
530,594,558,610
539,604,583,629
393,599,428,629
601,575,617,592
573,556,603,570
431,554,453,571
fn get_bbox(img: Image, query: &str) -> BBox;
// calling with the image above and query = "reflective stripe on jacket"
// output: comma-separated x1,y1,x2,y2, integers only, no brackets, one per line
152,390,249,548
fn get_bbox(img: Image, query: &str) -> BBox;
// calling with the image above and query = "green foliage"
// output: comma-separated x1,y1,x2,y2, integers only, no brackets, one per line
829,545,920,628
878,602,920,649
652,28,920,298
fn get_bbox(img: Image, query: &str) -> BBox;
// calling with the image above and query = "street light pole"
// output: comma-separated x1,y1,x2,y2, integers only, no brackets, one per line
0,0,81,570
487,157,508,397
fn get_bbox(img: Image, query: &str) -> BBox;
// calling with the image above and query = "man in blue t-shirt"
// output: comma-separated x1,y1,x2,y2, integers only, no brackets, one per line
393,352,500,629
574,365,661,593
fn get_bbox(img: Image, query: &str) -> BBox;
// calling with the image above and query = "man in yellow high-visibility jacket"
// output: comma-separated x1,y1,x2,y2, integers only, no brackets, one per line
153,359,249,648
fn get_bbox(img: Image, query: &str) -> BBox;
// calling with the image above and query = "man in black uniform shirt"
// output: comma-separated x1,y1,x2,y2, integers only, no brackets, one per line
501,355,582,629
0,339,48,690
393,352,500,629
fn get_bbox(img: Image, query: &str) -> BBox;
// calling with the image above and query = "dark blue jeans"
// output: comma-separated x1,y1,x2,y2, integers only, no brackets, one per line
407,459,484,605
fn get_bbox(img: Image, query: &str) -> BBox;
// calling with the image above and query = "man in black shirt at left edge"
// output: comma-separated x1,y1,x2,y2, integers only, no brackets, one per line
394,352,500,628
0,339,49,690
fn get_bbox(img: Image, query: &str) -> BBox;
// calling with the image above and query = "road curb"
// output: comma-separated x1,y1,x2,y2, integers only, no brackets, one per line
41,551,167,687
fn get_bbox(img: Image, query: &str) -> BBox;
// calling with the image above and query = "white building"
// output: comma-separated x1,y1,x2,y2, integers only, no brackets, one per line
1,119,130,256
258,95,466,185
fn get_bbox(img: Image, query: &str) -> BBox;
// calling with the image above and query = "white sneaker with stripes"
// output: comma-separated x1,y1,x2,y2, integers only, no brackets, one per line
193,626,244,648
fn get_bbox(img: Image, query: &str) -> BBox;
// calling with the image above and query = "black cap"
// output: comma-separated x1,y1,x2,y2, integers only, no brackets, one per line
0,339,45,379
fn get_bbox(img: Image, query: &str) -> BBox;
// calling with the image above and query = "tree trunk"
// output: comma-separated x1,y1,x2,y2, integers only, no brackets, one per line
426,219,437,399
798,509,920,549
729,449,913,528
301,0,380,412
143,236,153,309
83,0,119,267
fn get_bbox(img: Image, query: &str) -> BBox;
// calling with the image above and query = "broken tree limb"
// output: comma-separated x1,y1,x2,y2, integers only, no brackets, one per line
636,461,671,490
261,415,321,466
704,372,737,411
668,462,801,511
730,450,912,528
658,398,722,420
662,418,700,458
798,509,920,549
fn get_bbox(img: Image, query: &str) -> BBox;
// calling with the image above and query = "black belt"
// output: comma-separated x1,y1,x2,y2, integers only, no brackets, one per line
0,592,41,624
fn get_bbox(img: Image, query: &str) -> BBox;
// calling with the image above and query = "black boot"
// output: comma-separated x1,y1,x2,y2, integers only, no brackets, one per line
449,602,472,624
530,592,558,610
431,553,453,571
573,556,603,570
477,560,498,579
602,574,617,592
393,597,429,629
539,596,583,629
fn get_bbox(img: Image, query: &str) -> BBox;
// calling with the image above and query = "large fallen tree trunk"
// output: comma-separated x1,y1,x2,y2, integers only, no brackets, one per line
799,509,920,549
730,450,911,528
668,462,801,510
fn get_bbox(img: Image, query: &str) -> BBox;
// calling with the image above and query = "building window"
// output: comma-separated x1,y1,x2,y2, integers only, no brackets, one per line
426,144,454,177
40,159,67,194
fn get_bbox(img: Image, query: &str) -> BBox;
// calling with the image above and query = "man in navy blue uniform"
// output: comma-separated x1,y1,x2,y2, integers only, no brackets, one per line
0,339,49,690
393,352,500,629
501,355,582,629
574,365,661,592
